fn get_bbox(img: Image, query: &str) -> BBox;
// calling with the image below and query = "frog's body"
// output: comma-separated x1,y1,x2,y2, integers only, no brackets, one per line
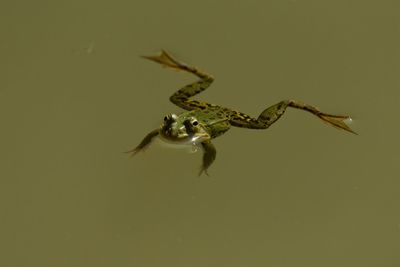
128,50,356,175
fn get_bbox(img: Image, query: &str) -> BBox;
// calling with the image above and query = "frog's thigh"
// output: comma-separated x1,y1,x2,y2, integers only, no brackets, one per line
257,100,291,128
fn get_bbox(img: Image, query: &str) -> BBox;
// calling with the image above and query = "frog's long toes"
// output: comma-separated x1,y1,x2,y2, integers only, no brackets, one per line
142,50,187,71
318,113,357,135
125,147,141,157
141,54,170,66
198,167,210,176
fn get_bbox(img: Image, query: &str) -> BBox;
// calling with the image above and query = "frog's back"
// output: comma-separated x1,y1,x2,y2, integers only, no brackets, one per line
189,108,231,139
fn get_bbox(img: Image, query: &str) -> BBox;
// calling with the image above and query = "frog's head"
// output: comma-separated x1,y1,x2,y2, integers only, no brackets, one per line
159,113,210,145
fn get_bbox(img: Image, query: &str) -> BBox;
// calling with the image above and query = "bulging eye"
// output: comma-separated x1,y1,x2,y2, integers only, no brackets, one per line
192,120,199,126
164,116,168,121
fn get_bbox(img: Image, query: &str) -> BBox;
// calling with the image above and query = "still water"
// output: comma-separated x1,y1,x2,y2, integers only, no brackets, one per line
1,1,399,266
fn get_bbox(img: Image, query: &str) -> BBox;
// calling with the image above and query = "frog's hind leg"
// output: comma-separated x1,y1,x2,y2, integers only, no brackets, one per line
142,50,214,111
230,100,356,134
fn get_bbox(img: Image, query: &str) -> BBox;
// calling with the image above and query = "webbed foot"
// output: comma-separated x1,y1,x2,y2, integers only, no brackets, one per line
316,113,357,134
287,101,357,134
141,50,189,72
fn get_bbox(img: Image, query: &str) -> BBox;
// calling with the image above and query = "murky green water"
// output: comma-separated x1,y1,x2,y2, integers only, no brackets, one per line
1,1,399,266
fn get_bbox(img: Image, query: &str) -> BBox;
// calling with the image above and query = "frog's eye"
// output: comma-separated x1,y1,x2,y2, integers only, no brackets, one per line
192,120,199,126
164,116,168,121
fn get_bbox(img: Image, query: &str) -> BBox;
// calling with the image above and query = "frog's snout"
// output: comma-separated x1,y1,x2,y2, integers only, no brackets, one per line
160,113,186,141
159,113,211,144
162,126,181,138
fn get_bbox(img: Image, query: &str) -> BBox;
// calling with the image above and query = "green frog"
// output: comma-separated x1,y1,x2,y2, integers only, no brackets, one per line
127,50,356,175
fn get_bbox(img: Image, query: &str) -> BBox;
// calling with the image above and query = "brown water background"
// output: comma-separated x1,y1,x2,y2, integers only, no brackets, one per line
1,1,400,266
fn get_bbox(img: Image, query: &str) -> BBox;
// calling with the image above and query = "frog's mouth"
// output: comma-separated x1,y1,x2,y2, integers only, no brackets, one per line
160,125,210,144
160,116,210,145
160,132,210,145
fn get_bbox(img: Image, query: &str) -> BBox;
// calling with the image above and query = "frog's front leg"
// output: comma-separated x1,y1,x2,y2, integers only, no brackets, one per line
230,100,356,134
199,140,217,176
126,129,159,156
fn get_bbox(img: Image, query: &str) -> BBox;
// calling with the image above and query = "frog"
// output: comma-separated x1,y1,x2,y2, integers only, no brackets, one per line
127,50,356,175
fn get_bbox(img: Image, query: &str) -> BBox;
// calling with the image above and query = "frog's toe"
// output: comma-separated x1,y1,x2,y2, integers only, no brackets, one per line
198,166,210,176
125,147,141,157
142,50,187,71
